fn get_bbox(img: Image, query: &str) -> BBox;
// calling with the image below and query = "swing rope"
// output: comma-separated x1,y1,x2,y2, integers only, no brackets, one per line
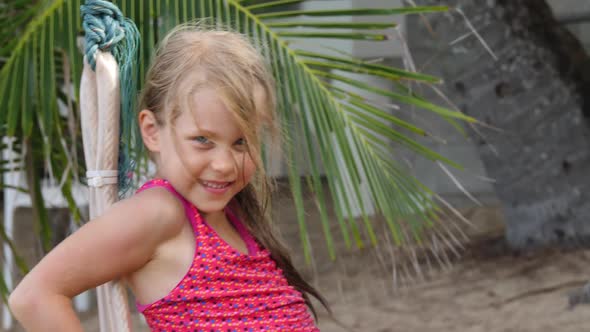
79,1,141,331
81,0,141,196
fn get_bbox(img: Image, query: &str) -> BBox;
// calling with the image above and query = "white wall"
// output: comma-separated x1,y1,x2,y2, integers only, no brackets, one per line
547,0,590,51
274,0,406,58
269,0,495,205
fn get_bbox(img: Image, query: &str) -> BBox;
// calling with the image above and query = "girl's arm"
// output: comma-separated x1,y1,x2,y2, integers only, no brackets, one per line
8,187,185,331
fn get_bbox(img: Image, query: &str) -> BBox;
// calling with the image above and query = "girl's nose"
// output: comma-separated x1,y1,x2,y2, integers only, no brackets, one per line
210,149,237,175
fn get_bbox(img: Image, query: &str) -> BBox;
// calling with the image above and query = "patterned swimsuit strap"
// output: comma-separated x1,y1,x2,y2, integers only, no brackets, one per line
136,178,201,231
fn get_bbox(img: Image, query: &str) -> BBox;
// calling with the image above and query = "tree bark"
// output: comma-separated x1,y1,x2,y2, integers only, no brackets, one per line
408,0,590,249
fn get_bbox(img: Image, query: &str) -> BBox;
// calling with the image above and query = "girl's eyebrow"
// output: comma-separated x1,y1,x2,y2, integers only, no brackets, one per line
194,128,218,138
193,127,244,141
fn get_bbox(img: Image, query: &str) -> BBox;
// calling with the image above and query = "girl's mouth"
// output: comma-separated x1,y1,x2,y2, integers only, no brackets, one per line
200,180,233,194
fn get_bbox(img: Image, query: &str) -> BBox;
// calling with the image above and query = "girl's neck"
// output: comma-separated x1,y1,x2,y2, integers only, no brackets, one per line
201,210,229,227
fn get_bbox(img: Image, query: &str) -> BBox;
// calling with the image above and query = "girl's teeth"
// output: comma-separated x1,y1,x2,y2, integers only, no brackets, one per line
203,181,229,189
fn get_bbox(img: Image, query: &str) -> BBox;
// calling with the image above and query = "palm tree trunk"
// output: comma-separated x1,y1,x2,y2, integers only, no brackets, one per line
408,0,590,249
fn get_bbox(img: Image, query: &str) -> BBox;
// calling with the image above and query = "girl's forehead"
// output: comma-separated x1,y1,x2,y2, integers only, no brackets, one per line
175,88,242,134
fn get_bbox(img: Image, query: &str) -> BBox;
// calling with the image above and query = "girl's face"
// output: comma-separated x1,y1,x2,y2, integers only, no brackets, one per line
149,88,257,217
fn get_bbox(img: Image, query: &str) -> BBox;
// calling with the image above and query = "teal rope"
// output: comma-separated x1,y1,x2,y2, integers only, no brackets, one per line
81,0,142,197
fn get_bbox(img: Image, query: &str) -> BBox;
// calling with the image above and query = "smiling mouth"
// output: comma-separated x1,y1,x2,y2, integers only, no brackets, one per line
200,180,233,189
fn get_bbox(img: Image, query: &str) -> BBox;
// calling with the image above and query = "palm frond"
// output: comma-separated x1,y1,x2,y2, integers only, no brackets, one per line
0,1,477,282
0,0,84,299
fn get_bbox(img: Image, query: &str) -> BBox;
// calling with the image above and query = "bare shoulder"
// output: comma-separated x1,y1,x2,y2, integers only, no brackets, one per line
122,186,186,238
92,186,187,249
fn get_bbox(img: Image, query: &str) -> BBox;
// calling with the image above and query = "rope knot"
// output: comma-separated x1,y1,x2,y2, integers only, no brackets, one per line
81,0,127,69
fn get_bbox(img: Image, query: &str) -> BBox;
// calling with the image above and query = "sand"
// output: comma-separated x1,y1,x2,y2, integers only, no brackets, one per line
314,249,590,332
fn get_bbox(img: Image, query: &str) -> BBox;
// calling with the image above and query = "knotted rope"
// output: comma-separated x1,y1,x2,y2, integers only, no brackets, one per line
81,0,141,195
81,0,127,69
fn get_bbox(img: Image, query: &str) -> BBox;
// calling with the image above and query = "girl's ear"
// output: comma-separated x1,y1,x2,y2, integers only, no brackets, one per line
138,110,161,153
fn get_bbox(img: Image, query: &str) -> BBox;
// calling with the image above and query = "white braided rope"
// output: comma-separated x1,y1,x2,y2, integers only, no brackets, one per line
80,51,132,332
86,170,118,187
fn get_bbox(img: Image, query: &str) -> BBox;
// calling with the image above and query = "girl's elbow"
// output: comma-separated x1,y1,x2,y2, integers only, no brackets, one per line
9,287,29,318
8,283,42,318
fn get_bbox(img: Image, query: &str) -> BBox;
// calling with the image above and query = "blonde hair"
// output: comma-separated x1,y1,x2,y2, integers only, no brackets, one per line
138,22,328,317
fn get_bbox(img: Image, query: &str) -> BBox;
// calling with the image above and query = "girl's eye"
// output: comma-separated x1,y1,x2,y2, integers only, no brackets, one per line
234,138,248,151
194,136,210,144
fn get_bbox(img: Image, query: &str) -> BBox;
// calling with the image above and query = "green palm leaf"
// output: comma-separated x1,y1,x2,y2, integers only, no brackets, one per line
0,0,84,294
0,0,478,297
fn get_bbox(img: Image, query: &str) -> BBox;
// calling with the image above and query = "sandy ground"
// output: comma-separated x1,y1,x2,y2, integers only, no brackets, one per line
6,206,590,331
314,249,590,332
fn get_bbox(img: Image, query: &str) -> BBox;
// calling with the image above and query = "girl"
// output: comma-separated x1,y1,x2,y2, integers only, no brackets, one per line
9,24,327,331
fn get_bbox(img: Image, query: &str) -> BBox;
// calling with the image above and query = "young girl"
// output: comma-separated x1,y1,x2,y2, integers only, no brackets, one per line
9,24,327,331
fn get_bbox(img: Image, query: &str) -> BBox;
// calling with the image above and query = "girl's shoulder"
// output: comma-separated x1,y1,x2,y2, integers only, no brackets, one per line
129,180,187,236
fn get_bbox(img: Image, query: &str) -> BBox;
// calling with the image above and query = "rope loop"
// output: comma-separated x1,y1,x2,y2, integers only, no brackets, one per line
81,0,127,70
86,170,119,188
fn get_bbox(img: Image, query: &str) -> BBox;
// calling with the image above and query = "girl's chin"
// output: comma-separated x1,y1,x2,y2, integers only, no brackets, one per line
190,184,242,211
193,195,232,213
197,204,230,218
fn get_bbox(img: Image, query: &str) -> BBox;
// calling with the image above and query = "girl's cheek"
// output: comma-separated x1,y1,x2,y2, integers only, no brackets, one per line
242,156,257,184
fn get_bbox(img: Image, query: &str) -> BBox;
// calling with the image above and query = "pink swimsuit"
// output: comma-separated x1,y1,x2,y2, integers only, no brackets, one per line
135,179,319,331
